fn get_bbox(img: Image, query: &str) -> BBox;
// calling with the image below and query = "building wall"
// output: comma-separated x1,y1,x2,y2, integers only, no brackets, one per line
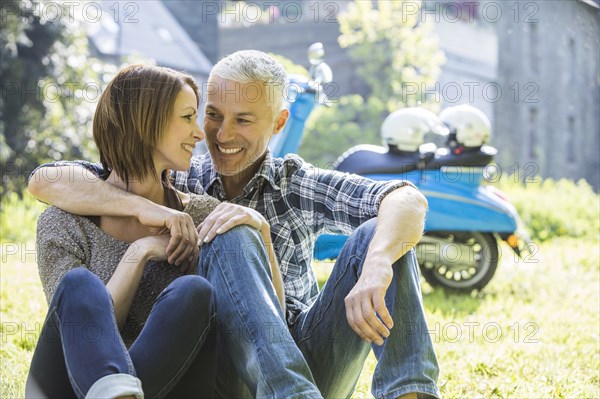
496,0,599,188
161,0,220,64
220,17,368,97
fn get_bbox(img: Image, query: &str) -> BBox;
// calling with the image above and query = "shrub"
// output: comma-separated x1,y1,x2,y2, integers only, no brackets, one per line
1,191,47,244
494,176,599,242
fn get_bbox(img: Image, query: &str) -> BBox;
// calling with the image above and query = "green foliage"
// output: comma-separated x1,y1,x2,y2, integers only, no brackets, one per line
0,191,47,243
299,95,386,165
1,0,101,197
338,0,446,111
494,176,600,242
298,0,445,164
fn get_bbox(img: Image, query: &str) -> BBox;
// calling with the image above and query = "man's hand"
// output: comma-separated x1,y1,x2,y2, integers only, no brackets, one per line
137,204,198,267
344,185,427,345
344,263,394,346
197,203,267,243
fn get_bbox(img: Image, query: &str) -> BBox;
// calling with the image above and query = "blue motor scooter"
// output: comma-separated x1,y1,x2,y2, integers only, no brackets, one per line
270,43,531,292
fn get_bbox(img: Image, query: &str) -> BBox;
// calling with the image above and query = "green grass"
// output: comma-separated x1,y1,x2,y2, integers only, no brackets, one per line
2,237,599,398
315,238,600,398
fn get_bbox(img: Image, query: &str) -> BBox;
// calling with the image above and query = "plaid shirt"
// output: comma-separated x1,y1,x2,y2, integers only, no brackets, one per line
173,152,413,324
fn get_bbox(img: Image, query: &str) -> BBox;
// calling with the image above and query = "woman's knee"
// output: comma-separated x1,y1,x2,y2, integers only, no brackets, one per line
52,267,112,319
57,267,105,298
169,276,215,310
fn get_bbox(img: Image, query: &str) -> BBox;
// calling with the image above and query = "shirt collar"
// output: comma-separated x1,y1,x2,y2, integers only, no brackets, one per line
204,151,280,199
253,151,280,191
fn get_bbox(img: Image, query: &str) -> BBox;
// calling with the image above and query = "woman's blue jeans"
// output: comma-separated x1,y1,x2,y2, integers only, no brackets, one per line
25,267,217,399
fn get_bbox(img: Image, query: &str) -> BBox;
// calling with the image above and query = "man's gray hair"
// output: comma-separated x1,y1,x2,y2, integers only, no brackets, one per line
209,50,289,114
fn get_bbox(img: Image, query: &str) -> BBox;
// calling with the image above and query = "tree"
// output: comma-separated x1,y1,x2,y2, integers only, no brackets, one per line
299,0,445,164
1,0,100,196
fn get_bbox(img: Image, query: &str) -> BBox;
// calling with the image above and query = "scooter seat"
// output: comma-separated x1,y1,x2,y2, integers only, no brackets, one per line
334,145,434,174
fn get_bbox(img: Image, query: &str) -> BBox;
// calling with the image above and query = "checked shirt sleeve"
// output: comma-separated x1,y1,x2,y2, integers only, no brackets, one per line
291,160,415,236
28,160,105,183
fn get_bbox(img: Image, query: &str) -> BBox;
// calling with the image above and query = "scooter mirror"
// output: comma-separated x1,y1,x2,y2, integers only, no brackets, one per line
308,42,324,65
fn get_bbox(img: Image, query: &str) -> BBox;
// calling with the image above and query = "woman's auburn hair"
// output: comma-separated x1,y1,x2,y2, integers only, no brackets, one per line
93,64,199,183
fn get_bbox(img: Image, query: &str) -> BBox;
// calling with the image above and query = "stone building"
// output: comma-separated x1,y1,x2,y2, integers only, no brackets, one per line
495,0,599,189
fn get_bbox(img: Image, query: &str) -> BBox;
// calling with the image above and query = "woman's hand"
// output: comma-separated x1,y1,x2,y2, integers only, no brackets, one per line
132,235,171,263
133,235,197,275
137,205,199,267
197,203,268,243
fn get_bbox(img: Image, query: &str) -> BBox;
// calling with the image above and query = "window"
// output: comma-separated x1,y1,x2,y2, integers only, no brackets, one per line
568,38,576,85
528,108,538,160
529,23,539,74
567,116,576,163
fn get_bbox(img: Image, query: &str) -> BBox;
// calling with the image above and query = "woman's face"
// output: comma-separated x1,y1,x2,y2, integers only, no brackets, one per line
154,84,203,172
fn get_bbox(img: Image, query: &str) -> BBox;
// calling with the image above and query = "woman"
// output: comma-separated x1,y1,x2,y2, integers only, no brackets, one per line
25,65,284,398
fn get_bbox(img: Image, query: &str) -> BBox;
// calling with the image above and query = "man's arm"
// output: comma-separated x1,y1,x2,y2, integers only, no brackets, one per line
30,164,143,216
29,164,199,265
365,186,427,267
344,186,428,346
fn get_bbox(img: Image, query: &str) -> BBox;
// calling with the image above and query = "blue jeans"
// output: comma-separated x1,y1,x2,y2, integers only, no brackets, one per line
208,221,440,399
196,225,323,399
25,267,217,399
292,219,440,399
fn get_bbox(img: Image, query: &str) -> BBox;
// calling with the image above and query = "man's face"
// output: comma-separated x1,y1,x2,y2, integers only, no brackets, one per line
204,76,288,177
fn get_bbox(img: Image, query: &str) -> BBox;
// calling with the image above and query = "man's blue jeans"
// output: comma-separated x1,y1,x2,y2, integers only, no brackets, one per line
292,219,440,399
202,221,439,399
25,267,217,399
197,225,323,399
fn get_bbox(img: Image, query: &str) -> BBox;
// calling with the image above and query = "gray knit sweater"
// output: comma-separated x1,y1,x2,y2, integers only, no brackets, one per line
36,194,220,347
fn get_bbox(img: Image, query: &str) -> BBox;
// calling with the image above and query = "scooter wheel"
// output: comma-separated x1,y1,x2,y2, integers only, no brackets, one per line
417,232,499,292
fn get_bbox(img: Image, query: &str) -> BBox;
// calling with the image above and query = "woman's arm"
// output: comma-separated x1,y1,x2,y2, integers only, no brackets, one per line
28,164,199,266
106,235,170,329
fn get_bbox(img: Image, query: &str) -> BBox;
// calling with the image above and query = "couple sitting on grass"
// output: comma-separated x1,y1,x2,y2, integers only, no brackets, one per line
25,50,440,399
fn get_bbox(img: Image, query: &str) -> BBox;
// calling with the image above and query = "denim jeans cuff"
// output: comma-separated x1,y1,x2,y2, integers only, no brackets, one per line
380,384,441,399
85,373,143,399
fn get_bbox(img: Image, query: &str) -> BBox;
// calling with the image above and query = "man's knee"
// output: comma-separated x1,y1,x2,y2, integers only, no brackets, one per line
212,225,262,246
356,217,378,235
342,218,378,258
208,225,266,265
394,248,419,270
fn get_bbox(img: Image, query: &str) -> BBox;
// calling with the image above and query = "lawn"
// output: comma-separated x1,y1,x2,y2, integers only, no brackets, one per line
2,236,599,398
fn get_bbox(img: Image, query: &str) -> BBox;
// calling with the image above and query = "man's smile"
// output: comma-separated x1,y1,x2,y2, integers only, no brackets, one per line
216,144,243,155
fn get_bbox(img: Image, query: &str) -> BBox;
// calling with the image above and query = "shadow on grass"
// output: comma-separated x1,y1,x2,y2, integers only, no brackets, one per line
422,286,483,317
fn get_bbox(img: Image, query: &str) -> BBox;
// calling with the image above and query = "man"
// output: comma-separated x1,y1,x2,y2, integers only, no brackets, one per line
29,50,440,399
